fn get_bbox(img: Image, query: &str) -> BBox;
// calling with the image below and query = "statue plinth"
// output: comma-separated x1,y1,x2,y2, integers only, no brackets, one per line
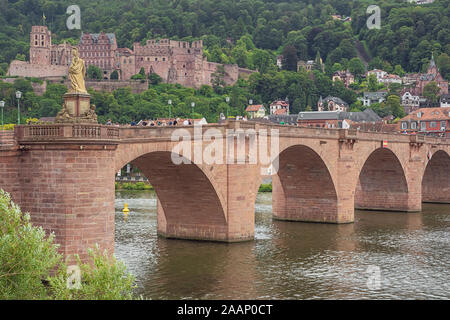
55,93,98,124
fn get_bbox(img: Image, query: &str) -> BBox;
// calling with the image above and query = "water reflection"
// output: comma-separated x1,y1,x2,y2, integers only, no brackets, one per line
115,191,450,300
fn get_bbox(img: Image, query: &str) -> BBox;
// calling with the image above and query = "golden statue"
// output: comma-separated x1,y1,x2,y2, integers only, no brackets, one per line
68,47,87,94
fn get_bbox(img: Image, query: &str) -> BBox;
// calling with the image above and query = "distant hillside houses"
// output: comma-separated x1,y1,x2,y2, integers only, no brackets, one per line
367,69,402,85
332,70,354,88
407,0,435,5
361,91,388,107
270,100,290,115
318,96,349,112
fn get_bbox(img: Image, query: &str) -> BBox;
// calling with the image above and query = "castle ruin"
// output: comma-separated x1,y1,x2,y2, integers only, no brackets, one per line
7,26,255,89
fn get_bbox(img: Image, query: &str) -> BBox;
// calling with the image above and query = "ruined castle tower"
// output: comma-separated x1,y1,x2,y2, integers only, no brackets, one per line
30,26,52,65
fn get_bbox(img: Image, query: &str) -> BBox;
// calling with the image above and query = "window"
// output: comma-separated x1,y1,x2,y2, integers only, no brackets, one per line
430,121,437,128
411,122,417,130
421,122,426,130
440,121,446,130
401,122,408,130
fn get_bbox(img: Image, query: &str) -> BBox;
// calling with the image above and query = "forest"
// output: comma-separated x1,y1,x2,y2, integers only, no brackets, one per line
0,0,449,124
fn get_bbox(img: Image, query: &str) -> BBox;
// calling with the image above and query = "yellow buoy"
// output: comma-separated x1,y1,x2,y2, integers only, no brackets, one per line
123,203,130,217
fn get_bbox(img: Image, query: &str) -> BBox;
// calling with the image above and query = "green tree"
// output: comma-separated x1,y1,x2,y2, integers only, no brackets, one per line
393,65,405,77
148,72,162,85
385,95,405,119
423,82,441,106
87,65,102,80
15,54,25,61
367,74,378,92
281,45,298,72
110,70,119,80
437,53,450,80
348,58,365,79
211,65,225,94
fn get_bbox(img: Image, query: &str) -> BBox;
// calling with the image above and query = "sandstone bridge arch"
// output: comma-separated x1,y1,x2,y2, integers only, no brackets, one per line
272,144,339,223
114,144,228,242
422,150,450,203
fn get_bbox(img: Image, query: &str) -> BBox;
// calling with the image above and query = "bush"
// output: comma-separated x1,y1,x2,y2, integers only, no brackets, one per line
2,124,15,130
0,190,61,299
258,183,272,192
0,189,137,300
47,246,136,300
115,182,153,191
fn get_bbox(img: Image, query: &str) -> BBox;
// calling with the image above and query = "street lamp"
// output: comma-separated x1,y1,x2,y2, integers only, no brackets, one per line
0,101,4,130
249,99,253,105
168,99,172,119
16,91,22,125
191,102,195,120
225,96,230,119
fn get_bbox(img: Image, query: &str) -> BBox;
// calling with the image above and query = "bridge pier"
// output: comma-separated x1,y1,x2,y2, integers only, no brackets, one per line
15,146,117,262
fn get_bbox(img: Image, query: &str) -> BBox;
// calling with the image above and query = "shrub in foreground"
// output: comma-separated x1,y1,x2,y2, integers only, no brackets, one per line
0,189,136,300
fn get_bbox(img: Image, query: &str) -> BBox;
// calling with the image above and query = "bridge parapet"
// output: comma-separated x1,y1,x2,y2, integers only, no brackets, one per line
15,124,119,143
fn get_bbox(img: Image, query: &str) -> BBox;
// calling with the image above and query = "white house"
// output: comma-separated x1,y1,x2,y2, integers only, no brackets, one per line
441,94,450,108
361,92,388,107
367,69,387,81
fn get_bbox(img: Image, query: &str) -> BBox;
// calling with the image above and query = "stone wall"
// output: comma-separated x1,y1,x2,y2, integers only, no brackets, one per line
8,60,67,78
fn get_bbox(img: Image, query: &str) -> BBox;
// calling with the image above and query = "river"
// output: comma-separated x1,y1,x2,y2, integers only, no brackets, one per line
115,190,449,300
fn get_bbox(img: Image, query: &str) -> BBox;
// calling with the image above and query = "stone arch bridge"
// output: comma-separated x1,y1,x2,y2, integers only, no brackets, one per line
1,122,449,261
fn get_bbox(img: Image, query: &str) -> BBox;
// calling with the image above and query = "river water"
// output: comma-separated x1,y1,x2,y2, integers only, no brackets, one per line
115,191,449,300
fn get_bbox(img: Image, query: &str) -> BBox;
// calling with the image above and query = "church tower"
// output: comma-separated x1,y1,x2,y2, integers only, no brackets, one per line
427,53,438,75
30,26,52,65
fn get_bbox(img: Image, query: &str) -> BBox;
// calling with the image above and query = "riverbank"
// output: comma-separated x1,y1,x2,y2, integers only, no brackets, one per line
115,182,272,192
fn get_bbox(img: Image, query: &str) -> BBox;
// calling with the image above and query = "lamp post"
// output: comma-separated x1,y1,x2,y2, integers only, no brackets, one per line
16,91,22,125
191,102,195,120
168,99,172,119
0,101,4,130
225,96,230,119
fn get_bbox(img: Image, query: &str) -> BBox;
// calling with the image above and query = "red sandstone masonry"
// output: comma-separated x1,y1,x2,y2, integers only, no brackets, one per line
1,123,449,263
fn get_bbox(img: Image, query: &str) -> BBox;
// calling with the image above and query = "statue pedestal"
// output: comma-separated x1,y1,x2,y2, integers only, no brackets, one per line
56,93,98,124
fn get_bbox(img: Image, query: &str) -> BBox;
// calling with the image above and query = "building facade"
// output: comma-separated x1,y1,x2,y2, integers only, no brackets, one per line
270,100,290,115
361,91,388,106
332,70,355,88
245,105,266,119
400,107,450,137
401,91,420,114
318,96,349,112
410,55,448,96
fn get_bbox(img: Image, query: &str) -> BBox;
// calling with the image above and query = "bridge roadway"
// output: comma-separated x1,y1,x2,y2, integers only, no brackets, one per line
1,121,449,262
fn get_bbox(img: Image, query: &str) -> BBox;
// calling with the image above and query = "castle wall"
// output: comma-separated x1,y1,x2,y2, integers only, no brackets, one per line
7,60,67,78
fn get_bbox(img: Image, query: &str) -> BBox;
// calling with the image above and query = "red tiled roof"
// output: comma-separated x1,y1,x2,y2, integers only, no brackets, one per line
401,107,450,121
274,108,288,115
246,105,264,112
270,101,289,107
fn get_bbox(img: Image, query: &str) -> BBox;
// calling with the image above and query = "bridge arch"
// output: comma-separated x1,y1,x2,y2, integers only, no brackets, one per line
422,150,450,203
272,144,339,223
355,147,410,211
115,144,228,241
